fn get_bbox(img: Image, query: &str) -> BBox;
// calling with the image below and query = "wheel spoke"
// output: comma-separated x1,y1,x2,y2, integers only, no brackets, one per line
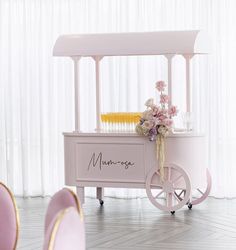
172,174,183,184
173,193,181,204
197,189,204,195
178,190,184,197
155,190,164,198
174,191,183,201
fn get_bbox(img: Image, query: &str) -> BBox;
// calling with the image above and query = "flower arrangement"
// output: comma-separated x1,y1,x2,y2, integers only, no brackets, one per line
135,81,178,180
136,80,178,140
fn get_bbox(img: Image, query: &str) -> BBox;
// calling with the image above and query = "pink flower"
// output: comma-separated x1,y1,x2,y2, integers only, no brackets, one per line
152,106,160,116
168,105,178,116
157,110,168,122
159,115,167,121
160,94,169,104
156,81,166,92
163,118,173,127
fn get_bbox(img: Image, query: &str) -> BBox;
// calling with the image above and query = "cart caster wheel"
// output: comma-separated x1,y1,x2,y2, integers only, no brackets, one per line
171,211,175,215
99,199,104,206
188,203,192,210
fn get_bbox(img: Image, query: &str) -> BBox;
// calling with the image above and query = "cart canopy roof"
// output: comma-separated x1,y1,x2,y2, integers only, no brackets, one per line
53,30,210,57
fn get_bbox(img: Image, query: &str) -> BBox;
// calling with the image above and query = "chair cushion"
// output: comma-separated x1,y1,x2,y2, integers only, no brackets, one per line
0,182,19,250
45,188,82,233
44,207,85,250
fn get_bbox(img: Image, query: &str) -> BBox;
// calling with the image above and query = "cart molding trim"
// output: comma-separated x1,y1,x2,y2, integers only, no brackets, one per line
77,178,145,183
76,179,146,189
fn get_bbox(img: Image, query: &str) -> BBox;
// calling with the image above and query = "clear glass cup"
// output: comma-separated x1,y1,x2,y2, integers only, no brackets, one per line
182,112,194,131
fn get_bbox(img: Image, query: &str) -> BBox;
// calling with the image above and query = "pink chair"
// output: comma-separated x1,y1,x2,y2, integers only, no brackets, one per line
0,182,19,250
44,188,83,234
43,207,85,250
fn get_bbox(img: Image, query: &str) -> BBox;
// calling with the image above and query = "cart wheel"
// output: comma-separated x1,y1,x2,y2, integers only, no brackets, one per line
188,203,192,210
191,168,212,206
146,163,191,212
99,199,104,206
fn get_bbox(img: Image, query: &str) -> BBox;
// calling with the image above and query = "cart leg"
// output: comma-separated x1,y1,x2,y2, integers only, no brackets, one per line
188,190,193,209
167,193,174,214
76,186,85,205
167,193,172,207
96,187,104,205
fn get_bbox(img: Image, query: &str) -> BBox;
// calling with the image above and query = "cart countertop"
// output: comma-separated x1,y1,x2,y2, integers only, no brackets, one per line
63,131,205,138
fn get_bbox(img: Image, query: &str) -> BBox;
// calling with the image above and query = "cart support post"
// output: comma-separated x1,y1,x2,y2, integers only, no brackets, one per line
93,56,103,132
184,54,194,113
165,54,174,108
96,187,104,201
72,56,81,132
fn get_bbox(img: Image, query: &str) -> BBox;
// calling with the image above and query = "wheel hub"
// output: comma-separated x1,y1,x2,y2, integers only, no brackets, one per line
162,180,174,193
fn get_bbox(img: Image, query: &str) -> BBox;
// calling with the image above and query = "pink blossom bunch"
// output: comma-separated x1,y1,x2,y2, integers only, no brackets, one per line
136,81,178,140
156,81,166,92
160,94,169,104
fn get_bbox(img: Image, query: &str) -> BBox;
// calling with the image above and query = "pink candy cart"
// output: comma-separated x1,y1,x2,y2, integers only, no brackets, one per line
53,31,212,213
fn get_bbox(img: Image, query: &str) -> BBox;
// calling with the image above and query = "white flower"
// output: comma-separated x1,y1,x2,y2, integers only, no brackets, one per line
135,124,144,135
142,110,153,120
145,98,154,108
143,120,154,129
141,125,150,136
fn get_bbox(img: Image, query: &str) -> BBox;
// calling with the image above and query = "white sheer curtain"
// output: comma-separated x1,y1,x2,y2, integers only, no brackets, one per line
0,0,236,198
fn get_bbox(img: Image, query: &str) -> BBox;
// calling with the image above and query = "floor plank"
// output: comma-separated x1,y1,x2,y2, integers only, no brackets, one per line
16,196,236,249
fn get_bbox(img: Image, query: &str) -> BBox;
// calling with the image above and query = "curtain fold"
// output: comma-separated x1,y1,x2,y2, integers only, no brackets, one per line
0,0,235,198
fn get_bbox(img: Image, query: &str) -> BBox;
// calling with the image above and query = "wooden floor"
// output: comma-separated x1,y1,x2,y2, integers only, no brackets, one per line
17,196,236,250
